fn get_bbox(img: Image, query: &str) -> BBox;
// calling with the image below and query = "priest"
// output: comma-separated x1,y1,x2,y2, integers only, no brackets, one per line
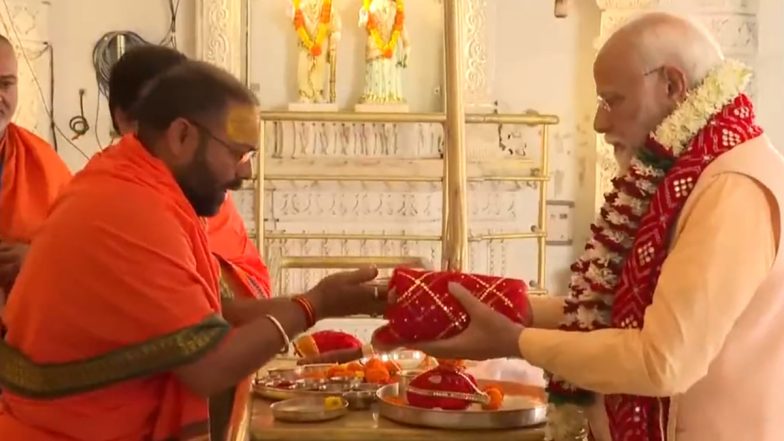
376,12,784,441
108,45,289,440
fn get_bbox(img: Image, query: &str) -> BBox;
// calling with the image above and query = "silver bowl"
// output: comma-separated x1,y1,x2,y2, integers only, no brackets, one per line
299,363,335,377
396,369,425,395
265,367,301,381
342,387,377,410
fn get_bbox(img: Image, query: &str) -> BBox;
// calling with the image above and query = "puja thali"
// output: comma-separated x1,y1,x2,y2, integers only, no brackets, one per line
255,350,440,401
254,363,373,402
376,380,547,430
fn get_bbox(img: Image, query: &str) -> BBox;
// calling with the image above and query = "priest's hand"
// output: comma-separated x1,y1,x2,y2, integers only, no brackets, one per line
0,241,29,290
305,267,389,319
395,282,525,361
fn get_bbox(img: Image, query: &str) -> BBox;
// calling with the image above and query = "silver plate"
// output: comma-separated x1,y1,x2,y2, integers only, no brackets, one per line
376,383,547,430
254,377,380,402
270,396,349,423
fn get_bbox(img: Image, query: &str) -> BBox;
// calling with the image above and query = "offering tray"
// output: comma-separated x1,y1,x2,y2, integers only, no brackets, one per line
254,376,384,402
376,380,547,430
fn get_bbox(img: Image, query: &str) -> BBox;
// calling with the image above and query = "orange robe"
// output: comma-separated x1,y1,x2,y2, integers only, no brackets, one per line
208,195,271,299
207,191,271,441
0,123,71,242
0,135,229,440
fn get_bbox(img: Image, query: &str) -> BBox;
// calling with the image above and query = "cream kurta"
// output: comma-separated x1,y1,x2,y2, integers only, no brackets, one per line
520,136,784,441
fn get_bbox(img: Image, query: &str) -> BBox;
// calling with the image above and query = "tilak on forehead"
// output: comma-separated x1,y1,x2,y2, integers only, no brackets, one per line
225,105,260,145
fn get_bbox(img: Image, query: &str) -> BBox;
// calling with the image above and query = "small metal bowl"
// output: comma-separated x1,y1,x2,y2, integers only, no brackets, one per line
270,396,349,423
300,363,335,378
343,385,378,410
266,367,301,382
389,350,427,370
397,369,425,395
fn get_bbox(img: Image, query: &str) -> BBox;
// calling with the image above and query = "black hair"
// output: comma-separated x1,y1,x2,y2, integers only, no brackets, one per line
107,45,187,133
135,60,258,146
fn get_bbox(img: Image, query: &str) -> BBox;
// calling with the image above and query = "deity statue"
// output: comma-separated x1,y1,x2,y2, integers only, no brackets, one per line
289,0,342,107
356,0,410,111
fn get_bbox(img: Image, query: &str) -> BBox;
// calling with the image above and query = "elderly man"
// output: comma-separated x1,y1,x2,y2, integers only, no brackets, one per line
0,35,71,306
376,12,784,441
0,60,387,440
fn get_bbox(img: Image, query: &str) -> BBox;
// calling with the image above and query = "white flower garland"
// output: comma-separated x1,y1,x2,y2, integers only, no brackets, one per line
653,59,753,155
546,58,752,440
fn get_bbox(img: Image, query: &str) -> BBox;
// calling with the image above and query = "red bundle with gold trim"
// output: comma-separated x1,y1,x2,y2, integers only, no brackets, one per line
406,364,487,410
372,268,530,347
293,330,362,358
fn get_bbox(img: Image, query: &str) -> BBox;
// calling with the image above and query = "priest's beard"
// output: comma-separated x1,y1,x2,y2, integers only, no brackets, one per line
174,136,242,217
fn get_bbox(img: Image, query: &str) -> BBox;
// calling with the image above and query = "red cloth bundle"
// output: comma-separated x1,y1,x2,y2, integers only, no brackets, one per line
293,330,362,358
406,365,486,410
372,268,530,347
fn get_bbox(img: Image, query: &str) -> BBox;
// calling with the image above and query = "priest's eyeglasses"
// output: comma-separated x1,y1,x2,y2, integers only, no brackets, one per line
596,66,664,113
188,119,257,165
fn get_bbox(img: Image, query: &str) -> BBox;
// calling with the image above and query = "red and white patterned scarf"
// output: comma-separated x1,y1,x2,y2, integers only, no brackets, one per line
546,60,762,441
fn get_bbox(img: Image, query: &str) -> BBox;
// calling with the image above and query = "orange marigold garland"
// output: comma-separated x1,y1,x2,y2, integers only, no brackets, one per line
292,0,332,57
363,0,405,59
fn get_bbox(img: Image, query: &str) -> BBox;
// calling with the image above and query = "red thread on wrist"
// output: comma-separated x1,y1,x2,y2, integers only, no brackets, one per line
292,295,316,328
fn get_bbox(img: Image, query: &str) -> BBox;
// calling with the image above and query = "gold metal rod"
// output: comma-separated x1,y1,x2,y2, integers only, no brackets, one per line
265,233,442,241
466,113,560,126
262,232,546,242
265,175,443,182
261,175,549,182
243,0,251,87
257,111,558,125
259,111,447,124
537,125,550,293
441,0,469,271
472,232,546,240
278,255,429,269
472,175,550,182
528,288,547,296
255,111,265,253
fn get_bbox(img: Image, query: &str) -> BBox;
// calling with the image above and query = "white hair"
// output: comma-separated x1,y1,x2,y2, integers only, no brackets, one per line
612,12,725,87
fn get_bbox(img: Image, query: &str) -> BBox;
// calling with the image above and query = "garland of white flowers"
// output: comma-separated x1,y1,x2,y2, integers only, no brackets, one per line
545,58,752,441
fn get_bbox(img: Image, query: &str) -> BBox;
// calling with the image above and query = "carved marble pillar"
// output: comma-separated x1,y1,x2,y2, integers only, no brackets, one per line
592,0,761,211
196,0,244,78
462,0,500,164
463,0,496,110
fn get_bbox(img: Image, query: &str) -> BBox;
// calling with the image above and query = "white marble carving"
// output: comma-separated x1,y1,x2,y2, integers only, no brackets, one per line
265,122,444,159
464,0,495,109
196,0,243,78
592,0,761,211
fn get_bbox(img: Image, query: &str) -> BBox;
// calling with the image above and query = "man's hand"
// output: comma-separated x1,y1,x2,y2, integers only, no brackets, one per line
375,282,525,361
305,267,389,320
0,242,29,289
